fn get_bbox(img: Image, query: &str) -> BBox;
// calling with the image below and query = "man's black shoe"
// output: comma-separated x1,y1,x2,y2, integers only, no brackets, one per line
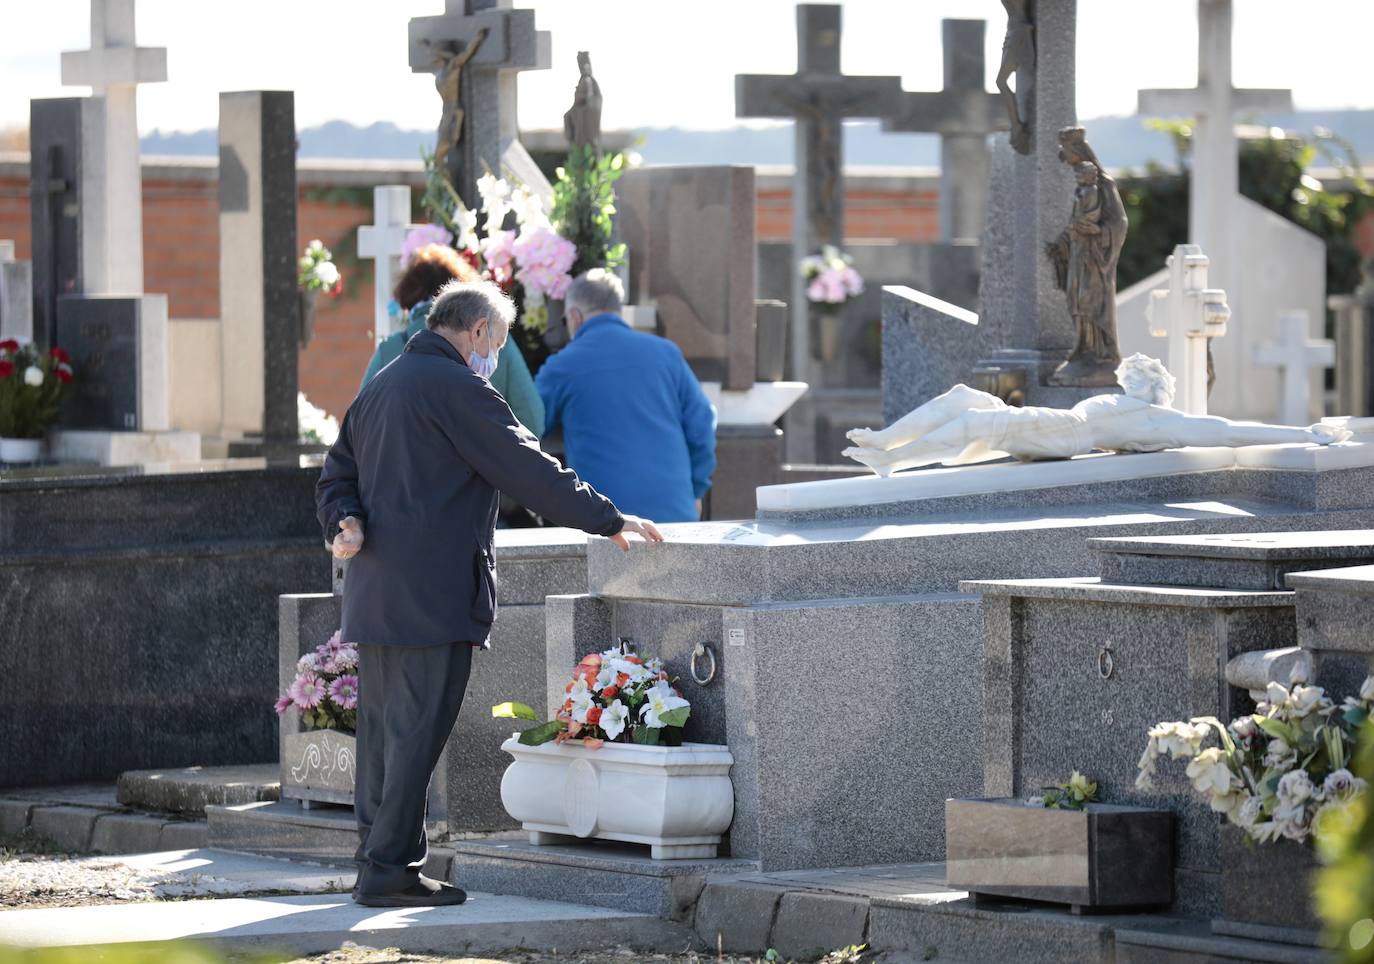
353,877,467,908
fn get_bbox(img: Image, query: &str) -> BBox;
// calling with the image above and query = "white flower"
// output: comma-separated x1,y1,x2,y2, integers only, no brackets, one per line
1025,796,1046,808
594,663,617,692
454,205,480,253
510,186,549,229
1209,788,1246,820
644,657,665,675
22,366,42,387
1149,720,1209,759
1288,661,1310,686
1261,681,1291,716
609,657,652,685
299,256,314,271
1361,676,1374,703
297,392,339,445
477,173,513,233
1287,684,1329,717
307,239,325,254
1322,768,1366,802
312,261,340,287
639,680,690,728
296,652,319,673
600,699,629,740
1185,747,1235,795
1236,794,1264,829
1276,769,1315,808
1273,802,1311,842
1264,737,1297,769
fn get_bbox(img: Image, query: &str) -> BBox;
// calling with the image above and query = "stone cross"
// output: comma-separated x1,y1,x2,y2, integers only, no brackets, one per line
735,3,902,381
357,186,417,349
0,242,33,344
882,19,1004,243
1144,244,1230,416
408,0,551,210
1138,0,1291,288
60,0,166,295
1253,312,1334,426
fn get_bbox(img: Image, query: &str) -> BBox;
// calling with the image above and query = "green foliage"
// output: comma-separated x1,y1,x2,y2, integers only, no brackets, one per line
1315,718,1374,962
1037,770,1100,811
0,943,253,963
420,146,464,237
1117,119,1373,294
0,344,71,439
516,720,565,746
492,701,541,721
552,145,628,277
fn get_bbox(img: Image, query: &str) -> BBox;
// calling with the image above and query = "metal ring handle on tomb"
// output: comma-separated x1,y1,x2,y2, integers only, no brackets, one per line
691,642,718,686
1098,641,1116,680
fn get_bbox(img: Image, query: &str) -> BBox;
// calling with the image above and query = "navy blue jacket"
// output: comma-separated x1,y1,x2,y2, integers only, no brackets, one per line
317,329,623,648
536,314,716,522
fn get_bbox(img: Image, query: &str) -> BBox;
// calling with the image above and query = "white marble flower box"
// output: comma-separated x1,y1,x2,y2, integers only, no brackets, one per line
499,737,734,859
280,729,356,807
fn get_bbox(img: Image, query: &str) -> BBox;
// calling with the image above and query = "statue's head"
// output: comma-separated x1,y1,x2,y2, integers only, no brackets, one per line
1115,353,1176,407
1058,126,1090,165
577,51,593,76
1073,160,1098,185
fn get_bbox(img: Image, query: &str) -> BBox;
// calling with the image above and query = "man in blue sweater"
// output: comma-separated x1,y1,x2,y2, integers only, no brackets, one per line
536,270,716,522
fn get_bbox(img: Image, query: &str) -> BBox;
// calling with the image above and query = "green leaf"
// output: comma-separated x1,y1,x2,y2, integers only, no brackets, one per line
657,706,691,728
492,701,541,721
1255,717,1296,743
517,721,565,746
632,726,661,745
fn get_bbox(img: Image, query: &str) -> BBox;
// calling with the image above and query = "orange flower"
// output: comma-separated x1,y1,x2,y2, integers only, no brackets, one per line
585,706,603,726
582,738,605,750
624,654,643,665
602,685,619,700
616,673,630,688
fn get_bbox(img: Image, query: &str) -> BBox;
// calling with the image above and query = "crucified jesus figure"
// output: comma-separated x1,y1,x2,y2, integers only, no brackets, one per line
997,0,1035,155
423,30,489,188
842,354,1347,477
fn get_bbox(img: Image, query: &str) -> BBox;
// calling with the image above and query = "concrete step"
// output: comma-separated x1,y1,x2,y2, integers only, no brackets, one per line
116,764,280,814
1,783,207,855
450,836,758,919
1115,924,1330,963
206,800,357,867
0,889,691,956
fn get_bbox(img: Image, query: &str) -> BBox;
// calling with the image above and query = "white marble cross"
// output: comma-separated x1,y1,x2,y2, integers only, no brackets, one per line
1138,1,1291,277
357,186,418,348
60,0,166,295
1253,312,1335,426
1145,244,1230,416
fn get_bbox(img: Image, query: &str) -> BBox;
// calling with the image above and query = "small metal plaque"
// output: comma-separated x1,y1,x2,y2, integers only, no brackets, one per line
728,628,746,647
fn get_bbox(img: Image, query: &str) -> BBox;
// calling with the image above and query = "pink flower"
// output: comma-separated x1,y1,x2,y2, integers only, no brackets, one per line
273,695,294,716
329,674,359,711
841,266,864,297
288,673,326,709
481,230,518,283
512,226,576,300
807,278,829,303
402,224,454,265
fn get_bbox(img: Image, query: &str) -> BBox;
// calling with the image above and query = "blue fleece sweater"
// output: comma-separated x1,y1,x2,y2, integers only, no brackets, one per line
536,314,716,523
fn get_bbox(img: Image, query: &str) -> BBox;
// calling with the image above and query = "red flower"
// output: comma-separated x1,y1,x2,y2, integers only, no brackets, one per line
54,367,73,384
601,685,619,700
585,706,602,726
0,361,12,378
49,347,70,363
0,339,17,354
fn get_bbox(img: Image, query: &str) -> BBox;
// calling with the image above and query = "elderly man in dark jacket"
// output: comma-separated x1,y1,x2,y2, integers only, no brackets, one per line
317,280,661,908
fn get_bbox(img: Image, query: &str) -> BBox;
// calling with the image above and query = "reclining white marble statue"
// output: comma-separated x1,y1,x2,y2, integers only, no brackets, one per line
844,353,1349,477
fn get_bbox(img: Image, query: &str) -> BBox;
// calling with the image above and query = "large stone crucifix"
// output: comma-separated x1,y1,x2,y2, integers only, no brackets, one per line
1138,0,1291,283
60,0,166,295
736,4,902,381
883,19,1004,243
408,0,551,210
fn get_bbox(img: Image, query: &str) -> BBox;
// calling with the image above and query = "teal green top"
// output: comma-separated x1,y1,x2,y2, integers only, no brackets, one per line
360,301,546,438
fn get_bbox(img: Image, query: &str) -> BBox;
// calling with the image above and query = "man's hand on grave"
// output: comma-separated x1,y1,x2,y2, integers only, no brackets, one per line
332,516,365,560
609,515,665,553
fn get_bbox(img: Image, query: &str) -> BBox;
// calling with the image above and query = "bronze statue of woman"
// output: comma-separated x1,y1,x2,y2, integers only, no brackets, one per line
563,51,603,155
1045,126,1129,386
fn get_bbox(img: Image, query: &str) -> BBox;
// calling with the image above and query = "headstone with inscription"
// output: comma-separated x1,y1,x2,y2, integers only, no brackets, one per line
56,294,168,432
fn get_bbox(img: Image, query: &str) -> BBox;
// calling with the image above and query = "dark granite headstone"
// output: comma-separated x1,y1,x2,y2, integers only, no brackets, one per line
618,166,757,389
29,98,101,349
55,295,146,430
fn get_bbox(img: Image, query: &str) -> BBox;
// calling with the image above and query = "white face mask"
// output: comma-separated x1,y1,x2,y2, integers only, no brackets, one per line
469,346,498,379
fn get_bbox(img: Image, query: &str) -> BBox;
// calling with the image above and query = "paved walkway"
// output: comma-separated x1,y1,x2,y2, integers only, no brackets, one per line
0,849,688,955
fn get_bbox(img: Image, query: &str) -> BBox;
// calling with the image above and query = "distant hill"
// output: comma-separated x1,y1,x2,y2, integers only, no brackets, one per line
140,109,1374,171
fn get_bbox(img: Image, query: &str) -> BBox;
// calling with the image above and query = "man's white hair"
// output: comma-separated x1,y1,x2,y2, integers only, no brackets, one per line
1115,353,1176,407
565,268,625,316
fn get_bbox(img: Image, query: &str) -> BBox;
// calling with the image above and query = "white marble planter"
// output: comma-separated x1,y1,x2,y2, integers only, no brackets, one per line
499,737,734,859
0,437,43,464
281,729,356,807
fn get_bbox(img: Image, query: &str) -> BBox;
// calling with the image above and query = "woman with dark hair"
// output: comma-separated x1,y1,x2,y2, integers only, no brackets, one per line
359,243,545,437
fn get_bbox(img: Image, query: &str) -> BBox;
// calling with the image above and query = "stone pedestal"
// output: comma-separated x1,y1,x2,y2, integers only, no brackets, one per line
708,425,784,521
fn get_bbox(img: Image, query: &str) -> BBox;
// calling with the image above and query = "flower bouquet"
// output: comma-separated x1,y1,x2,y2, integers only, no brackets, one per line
297,240,342,348
493,644,690,749
0,340,74,463
1136,673,1373,843
1138,672,1374,936
275,630,359,733
799,245,864,306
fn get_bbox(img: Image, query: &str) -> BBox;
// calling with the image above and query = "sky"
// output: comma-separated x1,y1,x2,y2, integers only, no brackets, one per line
3,0,1373,136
